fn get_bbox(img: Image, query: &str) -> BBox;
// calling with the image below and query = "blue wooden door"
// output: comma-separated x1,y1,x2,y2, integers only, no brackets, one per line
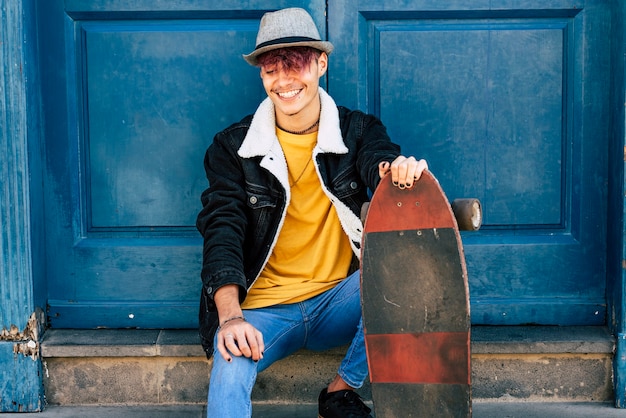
38,1,326,328
329,0,610,325
39,0,609,329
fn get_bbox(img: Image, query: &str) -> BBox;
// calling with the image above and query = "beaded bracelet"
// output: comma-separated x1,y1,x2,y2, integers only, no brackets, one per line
220,315,246,327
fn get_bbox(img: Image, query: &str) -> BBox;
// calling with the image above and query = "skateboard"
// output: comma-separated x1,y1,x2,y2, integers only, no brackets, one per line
360,171,480,417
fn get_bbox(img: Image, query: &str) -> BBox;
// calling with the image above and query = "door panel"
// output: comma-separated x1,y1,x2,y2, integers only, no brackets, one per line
377,25,565,226
84,23,259,230
329,1,609,325
39,1,325,328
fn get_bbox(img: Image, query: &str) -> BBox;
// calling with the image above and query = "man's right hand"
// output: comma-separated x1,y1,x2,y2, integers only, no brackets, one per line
214,285,265,363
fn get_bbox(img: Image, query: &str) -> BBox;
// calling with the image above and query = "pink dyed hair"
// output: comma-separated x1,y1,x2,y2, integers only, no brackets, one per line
256,47,322,73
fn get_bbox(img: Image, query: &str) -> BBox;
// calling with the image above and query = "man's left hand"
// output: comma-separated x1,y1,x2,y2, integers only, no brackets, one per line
378,156,428,189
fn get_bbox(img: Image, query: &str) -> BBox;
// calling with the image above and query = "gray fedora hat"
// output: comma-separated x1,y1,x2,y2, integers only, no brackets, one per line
243,8,334,66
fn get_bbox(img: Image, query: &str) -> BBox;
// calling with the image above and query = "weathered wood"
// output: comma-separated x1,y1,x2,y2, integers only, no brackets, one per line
0,0,44,412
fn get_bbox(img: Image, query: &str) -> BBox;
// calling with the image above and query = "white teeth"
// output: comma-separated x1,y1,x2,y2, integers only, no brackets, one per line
278,89,301,98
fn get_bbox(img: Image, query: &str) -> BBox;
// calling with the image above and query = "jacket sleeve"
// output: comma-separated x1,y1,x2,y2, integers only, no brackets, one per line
351,111,402,191
196,129,248,309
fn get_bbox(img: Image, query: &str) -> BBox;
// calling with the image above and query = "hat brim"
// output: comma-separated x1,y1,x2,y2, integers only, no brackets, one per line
243,40,334,66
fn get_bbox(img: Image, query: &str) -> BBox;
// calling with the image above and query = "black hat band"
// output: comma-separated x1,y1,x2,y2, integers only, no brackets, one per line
255,36,321,51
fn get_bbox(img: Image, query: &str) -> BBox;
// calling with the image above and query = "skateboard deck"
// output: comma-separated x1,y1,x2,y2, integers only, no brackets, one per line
361,171,472,418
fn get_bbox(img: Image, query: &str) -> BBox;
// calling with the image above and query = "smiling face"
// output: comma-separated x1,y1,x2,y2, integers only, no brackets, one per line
258,47,328,131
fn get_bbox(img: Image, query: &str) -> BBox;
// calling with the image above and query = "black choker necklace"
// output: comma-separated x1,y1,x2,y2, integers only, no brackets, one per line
277,118,320,135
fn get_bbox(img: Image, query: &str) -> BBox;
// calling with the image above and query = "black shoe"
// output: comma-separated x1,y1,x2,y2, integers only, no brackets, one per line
318,388,373,418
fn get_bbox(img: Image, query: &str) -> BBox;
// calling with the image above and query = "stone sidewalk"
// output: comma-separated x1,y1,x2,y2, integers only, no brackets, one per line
14,402,626,417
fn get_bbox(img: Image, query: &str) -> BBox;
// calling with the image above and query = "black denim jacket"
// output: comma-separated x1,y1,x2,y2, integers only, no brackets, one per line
196,90,401,357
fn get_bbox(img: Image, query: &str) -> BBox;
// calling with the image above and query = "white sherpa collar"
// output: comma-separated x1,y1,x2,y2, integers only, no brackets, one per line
238,87,348,158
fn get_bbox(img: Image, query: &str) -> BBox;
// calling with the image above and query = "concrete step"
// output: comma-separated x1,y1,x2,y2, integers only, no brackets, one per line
40,326,615,407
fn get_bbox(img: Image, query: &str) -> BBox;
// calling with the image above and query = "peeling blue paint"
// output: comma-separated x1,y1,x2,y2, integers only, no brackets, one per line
0,342,43,412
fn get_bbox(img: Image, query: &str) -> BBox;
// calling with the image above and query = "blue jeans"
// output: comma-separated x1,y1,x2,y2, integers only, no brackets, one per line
206,270,368,417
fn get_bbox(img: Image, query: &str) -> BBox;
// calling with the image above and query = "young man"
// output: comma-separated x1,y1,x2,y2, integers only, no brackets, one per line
196,8,428,418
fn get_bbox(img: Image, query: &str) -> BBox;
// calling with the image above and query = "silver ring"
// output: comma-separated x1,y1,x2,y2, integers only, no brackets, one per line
225,333,234,338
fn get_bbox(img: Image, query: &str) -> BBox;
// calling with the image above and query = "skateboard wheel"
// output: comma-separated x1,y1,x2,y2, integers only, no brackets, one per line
451,198,482,231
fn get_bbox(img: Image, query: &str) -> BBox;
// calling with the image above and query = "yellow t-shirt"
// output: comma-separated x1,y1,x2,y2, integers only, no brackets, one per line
241,128,353,309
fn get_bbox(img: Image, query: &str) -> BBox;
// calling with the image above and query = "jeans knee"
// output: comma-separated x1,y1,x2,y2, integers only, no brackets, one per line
211,353,258,387
208,355,257,417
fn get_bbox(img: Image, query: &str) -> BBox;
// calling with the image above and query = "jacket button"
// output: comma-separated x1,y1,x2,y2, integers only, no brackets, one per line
249,196,258,204
350,181,358,189
206,286,213,295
